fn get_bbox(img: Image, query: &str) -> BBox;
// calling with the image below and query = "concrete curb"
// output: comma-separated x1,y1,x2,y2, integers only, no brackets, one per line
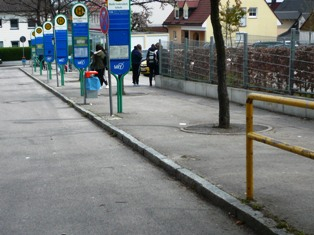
21,68,290,235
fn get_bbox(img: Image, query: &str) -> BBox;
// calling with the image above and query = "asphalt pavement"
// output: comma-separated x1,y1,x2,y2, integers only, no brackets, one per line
1,66,260,235
17,62,314,235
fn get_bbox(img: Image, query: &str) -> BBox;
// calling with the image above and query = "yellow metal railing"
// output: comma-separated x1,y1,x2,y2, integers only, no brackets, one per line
246,93,314,200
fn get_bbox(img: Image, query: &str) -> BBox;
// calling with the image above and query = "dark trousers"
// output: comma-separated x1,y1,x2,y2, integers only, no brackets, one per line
96,68,107,86
148,64,156,86
132,63,140,84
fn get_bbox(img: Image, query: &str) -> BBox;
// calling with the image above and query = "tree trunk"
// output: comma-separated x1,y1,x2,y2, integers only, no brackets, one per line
210,0,230,128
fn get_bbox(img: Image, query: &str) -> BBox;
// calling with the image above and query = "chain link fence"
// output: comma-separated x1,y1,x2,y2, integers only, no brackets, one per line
159,30,314,97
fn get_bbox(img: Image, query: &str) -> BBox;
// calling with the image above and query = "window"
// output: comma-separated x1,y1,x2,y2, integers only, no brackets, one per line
0,41,3,48
173,31,177,40
175,7,179,19
184,31,188,39
28,19,36,28
248,8,257,18
0,19,2,28
10,19,19,29
236,33,245,43
11,41,19,47
183,6,188,19
240,8,247,26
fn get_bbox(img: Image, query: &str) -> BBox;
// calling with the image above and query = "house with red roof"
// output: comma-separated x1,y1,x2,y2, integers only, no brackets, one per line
163,0,279,44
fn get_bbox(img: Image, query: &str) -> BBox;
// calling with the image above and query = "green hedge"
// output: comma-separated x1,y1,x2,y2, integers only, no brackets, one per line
0,47,31,61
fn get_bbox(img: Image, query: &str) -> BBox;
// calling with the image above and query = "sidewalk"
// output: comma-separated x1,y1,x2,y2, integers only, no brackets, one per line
21,66,313,235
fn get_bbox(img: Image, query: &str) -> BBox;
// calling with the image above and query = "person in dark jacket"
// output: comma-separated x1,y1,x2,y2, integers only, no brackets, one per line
146,44,157,86
131,44,142,86
92,44,107,87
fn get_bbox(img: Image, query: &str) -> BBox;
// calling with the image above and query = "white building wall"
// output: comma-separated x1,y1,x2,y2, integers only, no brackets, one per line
300,31,314,44
0,13,35,47
131,33,169,50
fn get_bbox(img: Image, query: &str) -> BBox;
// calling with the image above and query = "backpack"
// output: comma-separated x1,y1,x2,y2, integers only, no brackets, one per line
147,50,156,64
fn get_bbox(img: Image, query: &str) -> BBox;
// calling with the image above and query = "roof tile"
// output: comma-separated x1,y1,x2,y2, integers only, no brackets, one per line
163,0,210,26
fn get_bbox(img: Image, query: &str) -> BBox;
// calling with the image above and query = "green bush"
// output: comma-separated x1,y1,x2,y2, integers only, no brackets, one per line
0,47,31,61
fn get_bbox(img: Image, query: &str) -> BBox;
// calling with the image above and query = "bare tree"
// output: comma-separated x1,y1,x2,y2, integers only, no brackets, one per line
131,11,152,31
2,0,174,29
210,0,230,128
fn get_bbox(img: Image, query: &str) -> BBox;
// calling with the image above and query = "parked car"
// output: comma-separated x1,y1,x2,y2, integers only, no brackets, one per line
140,50,150,76
283,40,299,47
252,41,285,48
252,40,299,48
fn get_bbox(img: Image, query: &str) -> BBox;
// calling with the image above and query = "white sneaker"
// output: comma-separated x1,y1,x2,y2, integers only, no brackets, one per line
106,85,109,88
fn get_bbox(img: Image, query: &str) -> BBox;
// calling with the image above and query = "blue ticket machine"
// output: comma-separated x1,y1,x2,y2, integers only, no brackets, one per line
43,21,54,80
71,3,90,97
30,31,36,72
35,26,44,75
54,14,68,86
108,0,131,112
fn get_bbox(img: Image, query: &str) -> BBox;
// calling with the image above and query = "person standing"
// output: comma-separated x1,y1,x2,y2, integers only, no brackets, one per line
92,44,108,88
146,44,157,86
131,45,142,86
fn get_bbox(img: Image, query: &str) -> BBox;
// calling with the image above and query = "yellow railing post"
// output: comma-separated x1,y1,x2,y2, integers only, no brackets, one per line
246,98,254,200
245,93,314,201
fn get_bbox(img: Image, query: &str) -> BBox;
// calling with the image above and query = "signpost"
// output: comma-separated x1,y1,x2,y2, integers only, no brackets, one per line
43,21,54,81
30,31,36,73
20,36,26,66
35,26,44,75
100,6,113,116
71,3,90,96
54,14,68,86
108,0,131,113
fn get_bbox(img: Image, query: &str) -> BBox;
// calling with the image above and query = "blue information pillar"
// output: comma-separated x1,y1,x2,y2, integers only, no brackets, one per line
30,31,36,72
71,3,90,96
54,14,68,86
35,26,44,75
43,21,54,80
108,0,131,113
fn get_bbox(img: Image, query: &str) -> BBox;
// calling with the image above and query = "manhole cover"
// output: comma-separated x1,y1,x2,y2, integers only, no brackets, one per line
181,123,271,135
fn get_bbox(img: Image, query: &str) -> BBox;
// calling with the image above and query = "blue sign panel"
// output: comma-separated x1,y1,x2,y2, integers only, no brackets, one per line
30,31,36,58
43,22,54,63
108,0,131,75
71,3,89,69
54,14,68,65
31,31,35,47
35,27,44,56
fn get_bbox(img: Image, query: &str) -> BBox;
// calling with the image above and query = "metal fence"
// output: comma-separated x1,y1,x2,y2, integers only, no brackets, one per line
159,30,314,97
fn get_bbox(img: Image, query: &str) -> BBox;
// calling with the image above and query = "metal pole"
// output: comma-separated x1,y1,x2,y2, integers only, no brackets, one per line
288,28,296,95
80,69,85,96
84,74,87,105
243,33,248,88
170,41,174,77
106,34,113,116
246,99,254,200
22,43,25,58
159,39,162,76
184,38,188,80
